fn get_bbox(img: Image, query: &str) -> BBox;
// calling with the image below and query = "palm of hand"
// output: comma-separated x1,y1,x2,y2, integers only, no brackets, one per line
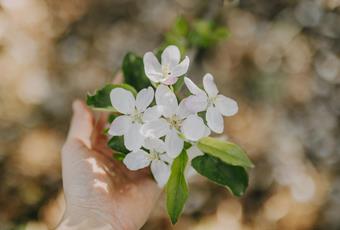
59,101,160,230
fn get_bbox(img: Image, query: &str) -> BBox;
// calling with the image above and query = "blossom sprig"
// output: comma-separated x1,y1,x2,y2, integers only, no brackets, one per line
86,45,253,224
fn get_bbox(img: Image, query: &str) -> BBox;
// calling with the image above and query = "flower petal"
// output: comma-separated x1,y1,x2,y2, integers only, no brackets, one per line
162,76,178,85
176,98,192,119
215,95,238,116
142,106,161,122
187,145,204,161
136,87,154,112
161,45,180,68
184,94,208,113
108,115,132,136
203,73,218,97
141,118,170,138
165,129,184,158
151,160,170,188
155,85,178,117
204,126,211,137
171,56,190,77
143,52,163,82
124,123,144,151
181,115,207,141
110,88,135,114
159,153,173,164
184,77,205,95
206,106,224,133
143,137,165,153
123,150,151,170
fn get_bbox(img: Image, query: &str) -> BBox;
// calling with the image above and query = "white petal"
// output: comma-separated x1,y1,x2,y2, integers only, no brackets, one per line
162,76,178,85
176,98,192,119
204,126,211,137
165,129,184,158
136,87,154,112
124,123,144,151
187,145,204,161
108,115,132,136
206,106,224,133
181,115,207,141
203,73,218,97
161,45,180,68
143,52,163,82
110,88,135,114
184,94,208,113
143,138,165,153
142,106,161,122
123,150,151,170
184,77,205,95
141,118,170,138
171,56,190,77
155,85,178,117
159,153,173,164
215,95,238,116
151,160,170,188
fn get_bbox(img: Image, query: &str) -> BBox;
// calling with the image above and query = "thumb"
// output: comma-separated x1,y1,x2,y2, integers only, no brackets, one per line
66,100,94,149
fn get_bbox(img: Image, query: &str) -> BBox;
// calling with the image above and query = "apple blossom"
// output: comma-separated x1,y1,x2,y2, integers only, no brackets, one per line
123,138,172,187
184,73,239,133
141,85,210,158
108,87,160,151
185,144,204,179
143,45,190,85
87,43,252,225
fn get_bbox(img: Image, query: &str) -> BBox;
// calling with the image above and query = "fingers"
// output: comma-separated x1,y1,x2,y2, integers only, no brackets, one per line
112,71,123,84
91,113,111,156
66,100,94,149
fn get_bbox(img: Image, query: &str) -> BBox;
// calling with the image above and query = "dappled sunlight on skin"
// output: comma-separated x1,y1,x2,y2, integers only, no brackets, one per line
0,1,339,229
87,157,107,175
94,179,109,193
56,100,161,230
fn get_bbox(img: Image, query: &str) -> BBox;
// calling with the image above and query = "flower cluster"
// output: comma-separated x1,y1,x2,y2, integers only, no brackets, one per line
108,45,238,187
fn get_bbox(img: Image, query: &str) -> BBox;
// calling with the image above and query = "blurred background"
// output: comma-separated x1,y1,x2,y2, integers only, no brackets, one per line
0,0,340,229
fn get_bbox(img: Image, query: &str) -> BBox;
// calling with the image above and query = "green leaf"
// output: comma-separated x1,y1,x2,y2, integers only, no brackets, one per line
108,113,119,123
171,16,190,36
86,84,137,111
113,152,126,161
192,155,248,196
163,17,190,55
166,150,189,224
197,137,254,168
108,136,129,155
188,20,229,48
122,52,151,91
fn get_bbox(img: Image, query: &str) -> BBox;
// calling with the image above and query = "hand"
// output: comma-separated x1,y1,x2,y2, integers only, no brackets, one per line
57,100,161,230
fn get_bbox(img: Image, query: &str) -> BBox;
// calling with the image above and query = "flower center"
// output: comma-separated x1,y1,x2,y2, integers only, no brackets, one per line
161,64,172,79
131,109,143,124
167,115,182,131
207,96,217,107
148,150,161,161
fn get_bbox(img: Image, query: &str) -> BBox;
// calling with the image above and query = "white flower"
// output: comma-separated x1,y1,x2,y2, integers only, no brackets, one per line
184,73,238,134
143,45,190,85
108,87,160,151
141,85,210,158
185,144,204,179
123,138,172,187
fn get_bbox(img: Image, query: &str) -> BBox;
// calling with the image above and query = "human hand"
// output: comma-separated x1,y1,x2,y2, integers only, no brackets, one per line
56,100,161,230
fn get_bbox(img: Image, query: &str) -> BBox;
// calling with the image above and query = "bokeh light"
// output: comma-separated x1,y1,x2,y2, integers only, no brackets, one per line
0,0,339,229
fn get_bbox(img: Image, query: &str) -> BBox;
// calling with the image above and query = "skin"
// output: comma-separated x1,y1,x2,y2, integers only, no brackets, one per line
56,100,161,230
